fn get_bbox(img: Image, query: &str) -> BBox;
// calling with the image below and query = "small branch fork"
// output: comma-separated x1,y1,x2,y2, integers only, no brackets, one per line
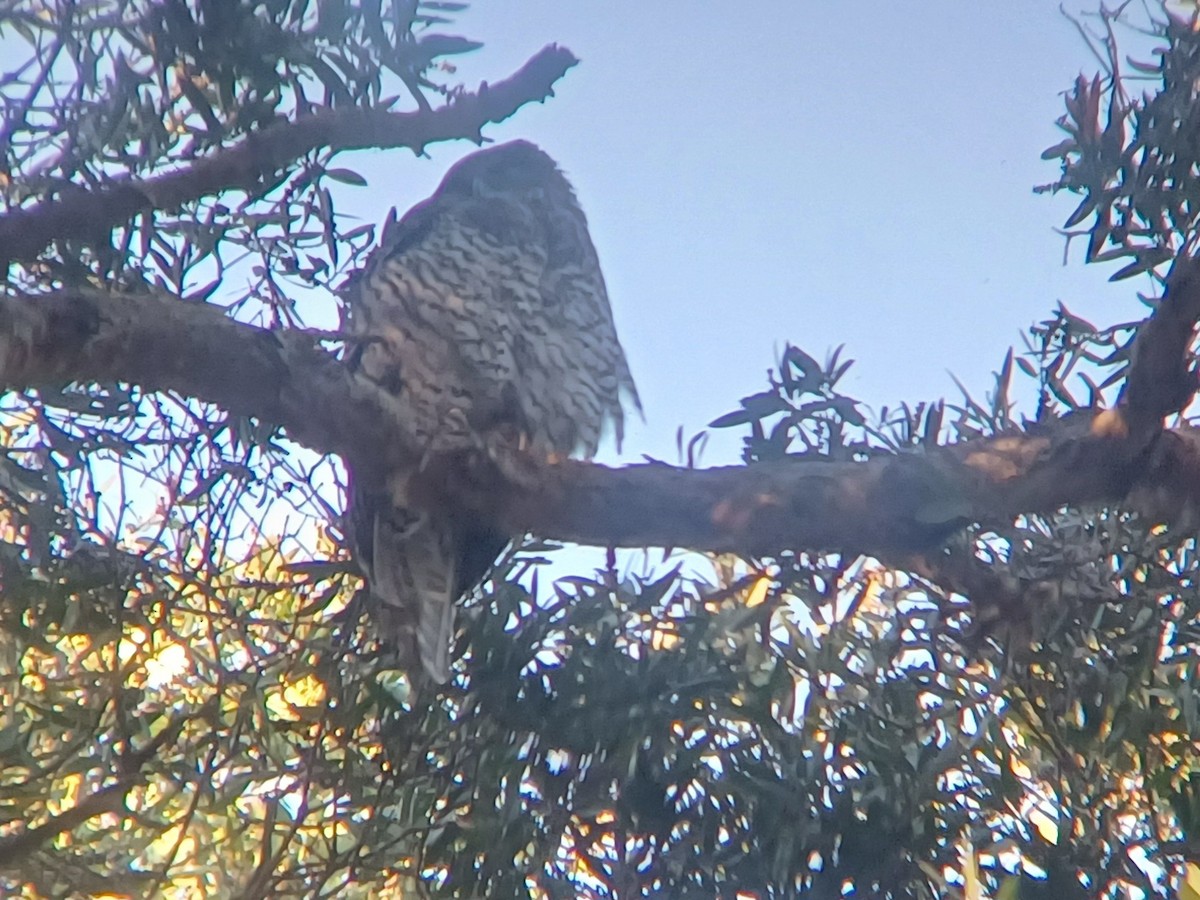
0,707,195,867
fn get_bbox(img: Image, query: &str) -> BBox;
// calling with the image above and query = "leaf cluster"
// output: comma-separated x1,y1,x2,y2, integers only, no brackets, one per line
1039,5,1200,281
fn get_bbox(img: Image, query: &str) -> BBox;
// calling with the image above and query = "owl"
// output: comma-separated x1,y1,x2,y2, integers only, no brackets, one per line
344,141,639,683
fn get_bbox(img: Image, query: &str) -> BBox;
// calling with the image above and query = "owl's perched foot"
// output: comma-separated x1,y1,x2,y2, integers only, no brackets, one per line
480,425,545,491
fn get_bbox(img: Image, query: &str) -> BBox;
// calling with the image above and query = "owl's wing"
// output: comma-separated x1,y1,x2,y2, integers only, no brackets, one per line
344,149,637,682
530,201,641,456
345,197,529,684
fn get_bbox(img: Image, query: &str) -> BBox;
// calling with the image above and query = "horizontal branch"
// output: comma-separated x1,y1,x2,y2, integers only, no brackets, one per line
0,44,578,265
0,287,416,484
2,286,1197,560
482,255,1198,555
466,418,1200,556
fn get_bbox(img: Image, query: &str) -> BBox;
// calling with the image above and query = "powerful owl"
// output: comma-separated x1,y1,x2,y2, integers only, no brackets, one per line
344,140,639,683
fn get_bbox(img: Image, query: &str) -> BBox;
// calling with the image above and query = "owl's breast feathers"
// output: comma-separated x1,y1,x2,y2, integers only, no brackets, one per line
344,140,638,682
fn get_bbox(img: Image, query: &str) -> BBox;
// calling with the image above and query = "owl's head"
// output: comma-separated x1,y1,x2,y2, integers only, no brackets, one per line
439,140,577,204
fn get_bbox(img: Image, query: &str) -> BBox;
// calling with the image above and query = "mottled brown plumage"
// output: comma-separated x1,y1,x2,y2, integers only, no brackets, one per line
344,141,638,682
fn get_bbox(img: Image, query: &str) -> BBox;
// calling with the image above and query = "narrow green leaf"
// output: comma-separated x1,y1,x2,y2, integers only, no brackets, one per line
324,167,368,186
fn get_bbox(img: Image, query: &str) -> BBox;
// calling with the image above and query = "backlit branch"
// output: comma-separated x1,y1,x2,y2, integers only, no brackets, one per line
471,418,1200,557
0,287,416,484
0,44,578,265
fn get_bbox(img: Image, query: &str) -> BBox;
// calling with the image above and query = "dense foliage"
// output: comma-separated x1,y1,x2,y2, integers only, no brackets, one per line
1,2,1199,898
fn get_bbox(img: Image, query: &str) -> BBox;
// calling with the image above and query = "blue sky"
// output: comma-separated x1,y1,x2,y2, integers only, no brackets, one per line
338,1,1154,467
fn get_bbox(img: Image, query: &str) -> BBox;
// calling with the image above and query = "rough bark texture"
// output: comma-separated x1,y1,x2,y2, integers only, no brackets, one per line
0,288,414,485
459,417,1200,556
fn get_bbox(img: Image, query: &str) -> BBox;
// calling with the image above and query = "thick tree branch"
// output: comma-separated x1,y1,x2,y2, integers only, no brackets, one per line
1,278,1197,560
0,287,415,484
0,45,578,265
1119,254,1200,430
461,418,1200,556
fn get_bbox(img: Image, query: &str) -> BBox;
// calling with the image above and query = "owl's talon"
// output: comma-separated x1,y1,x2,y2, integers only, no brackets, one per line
483,429,543,490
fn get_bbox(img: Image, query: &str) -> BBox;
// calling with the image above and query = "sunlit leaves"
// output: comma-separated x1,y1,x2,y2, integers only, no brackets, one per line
0,491,416,897
1039,10,1200,283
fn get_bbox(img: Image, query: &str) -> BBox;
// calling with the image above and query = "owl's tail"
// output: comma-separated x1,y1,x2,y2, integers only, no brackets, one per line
349,471,510,684
352,494,456,684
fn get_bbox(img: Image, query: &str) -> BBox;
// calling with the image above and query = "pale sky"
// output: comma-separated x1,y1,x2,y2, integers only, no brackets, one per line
336,1,1151,467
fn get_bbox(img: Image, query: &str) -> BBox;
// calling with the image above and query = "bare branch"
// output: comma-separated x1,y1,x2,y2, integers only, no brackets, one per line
0,707,192,867
0,781,129,867
0,44,579,265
